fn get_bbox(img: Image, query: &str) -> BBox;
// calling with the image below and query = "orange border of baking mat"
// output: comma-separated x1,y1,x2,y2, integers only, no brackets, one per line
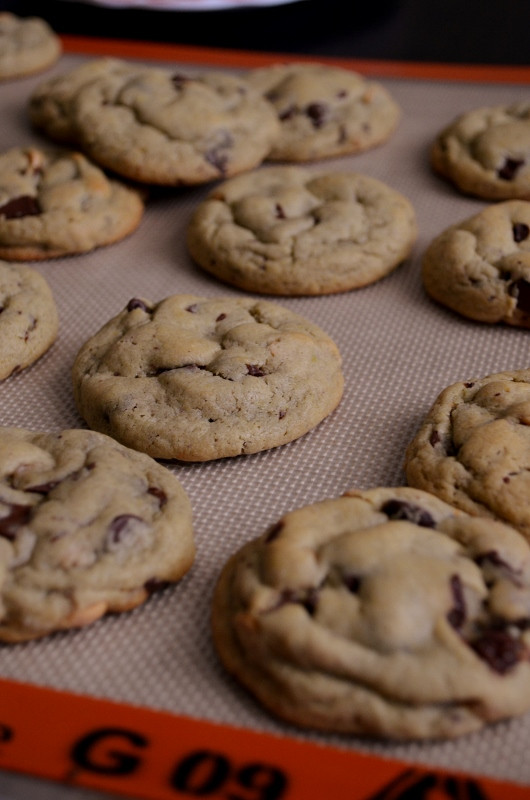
1,676,530,799
60,35,530,83
4,39,530,798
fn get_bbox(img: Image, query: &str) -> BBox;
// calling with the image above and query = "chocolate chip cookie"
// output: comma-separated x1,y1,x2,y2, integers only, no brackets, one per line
246,62,400,162
422,200,530,326
0,260,58,379
431,102,530,200
29,58,136,145
67,64,280,185
0,12,61,81
212,486,530,739
405,369,530,540
72,294,344,461
0,146,144,260
187,166,417,295
0,426,195,642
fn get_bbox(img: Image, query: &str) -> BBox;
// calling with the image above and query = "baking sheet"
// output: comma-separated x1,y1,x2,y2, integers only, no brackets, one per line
0,48,530,787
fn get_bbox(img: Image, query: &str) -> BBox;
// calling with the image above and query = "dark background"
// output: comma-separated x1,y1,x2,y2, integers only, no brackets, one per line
4,0,530,66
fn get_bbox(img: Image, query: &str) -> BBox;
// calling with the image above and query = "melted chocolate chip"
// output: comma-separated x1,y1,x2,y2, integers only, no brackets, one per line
381,499,436,528
509,278,530,313
0,195,41,219
144,577,171,594
264,521,284,542
205,132,233,176
470,629,524,674
429,430,441,446
278,104,296,121
447,574,466,629
275,203,286,219
26,480,59,494
216,313,227,322
246,364,266,377
147,486,167,508
306,102,328,128
278,409,286,419
127,298,149,312
108,514,143,544
343,574,361,593
186,304,199,313
0,504,32,541
171,74,190,89
513,222,530,243
498,157,524,181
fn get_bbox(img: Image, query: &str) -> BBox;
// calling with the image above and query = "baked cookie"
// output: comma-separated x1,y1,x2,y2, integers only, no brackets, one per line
246,62,400,162
29,58,136,144
0,146,144,260
422,200,530,326
0,426,195,642
0,260,58,379
67,64,280,185
405,369,530,540
187,167,417,295
72,294,343,461
0,13,61,81
431,102,530,200
212,486,530,740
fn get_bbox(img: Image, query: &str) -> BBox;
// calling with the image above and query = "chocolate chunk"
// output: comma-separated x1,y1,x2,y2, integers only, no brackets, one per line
275,203,286,219
381,499,436,528
509,278,530,313
147,486,167,508
306,102,328,128
186,304,199,313
264,521,284,542
144,577,171,594
470,629,524,674
343,574,361,593
497,157,524,181
108,514,143,544
171,74,190,89
278,104,296,121
447,574,466,629
215,313,227,322
0,195,40,219
246,364,266,377
429,430,441,446
513,222,530,242
205,132,234,176
0,503,32,541
127,298,149,312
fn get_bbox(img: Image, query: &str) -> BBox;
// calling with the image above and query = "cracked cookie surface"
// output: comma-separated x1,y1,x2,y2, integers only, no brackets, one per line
66,64,280,185
246,63,400,162
212,486,530,740
405,369,530,540
72,294,344,461
0,146,144,260
0,13,61,81
29,58,137,145
0,426,195,642
431,102,530,200
0,259,58,379
187,166,417,295
422,200,530,326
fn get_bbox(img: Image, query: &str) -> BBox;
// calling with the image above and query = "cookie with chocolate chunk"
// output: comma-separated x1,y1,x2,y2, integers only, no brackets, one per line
0,260,58,379
0,146,144,260
212,486,530,740
246,62,400,162
187,166,417,295
422,200,530,326
0,12,61,81
68,64,280,185
405,369,530,539
431,102,530,200
0,426,194,642
72,294,343,461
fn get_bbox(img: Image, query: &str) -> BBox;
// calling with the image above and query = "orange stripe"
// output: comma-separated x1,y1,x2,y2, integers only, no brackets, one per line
60,35,530,83
1,677,530,800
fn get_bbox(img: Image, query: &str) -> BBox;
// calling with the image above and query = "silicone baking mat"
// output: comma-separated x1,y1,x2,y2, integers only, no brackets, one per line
0,39,530,799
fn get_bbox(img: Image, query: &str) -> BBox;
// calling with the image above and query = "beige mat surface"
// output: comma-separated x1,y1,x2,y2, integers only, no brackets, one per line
0,51,529,787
